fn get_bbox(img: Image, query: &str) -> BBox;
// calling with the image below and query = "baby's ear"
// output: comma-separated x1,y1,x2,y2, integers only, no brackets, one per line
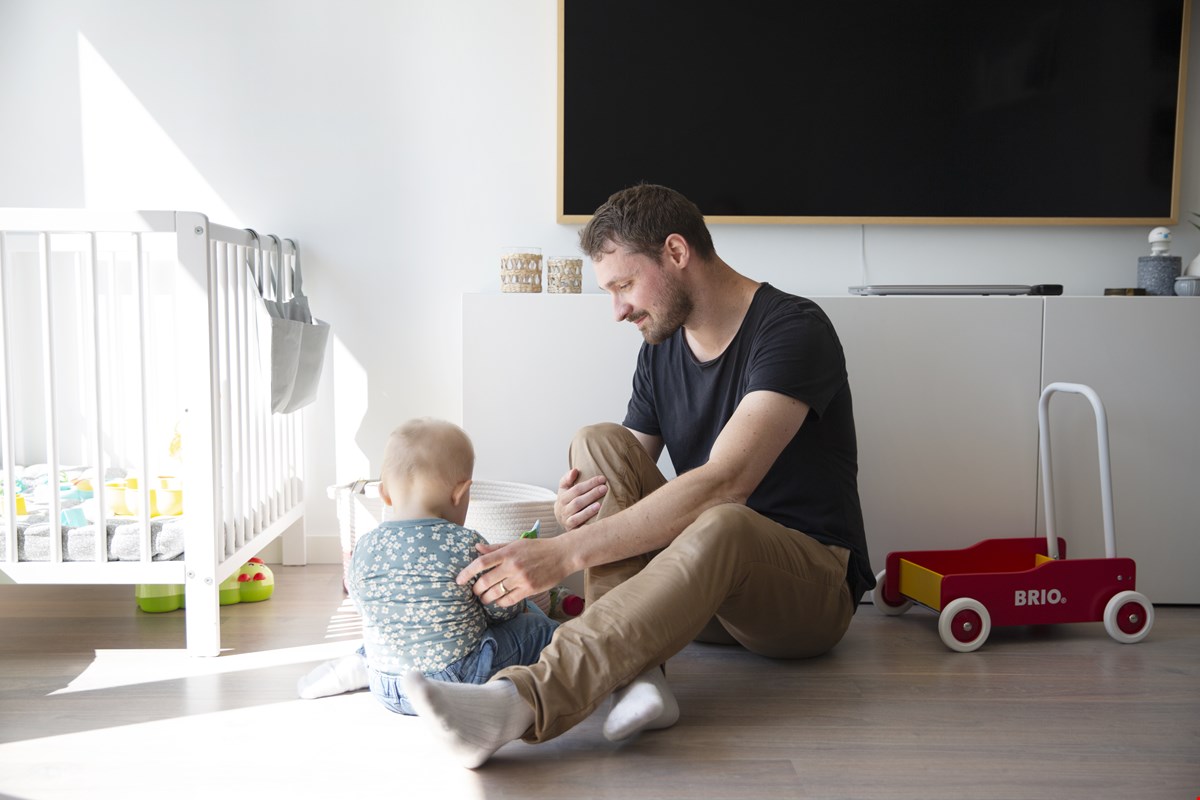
379,482,393,507
451,478,472,508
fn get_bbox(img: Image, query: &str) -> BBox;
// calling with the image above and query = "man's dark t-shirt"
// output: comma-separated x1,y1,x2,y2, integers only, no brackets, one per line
623,283,874,604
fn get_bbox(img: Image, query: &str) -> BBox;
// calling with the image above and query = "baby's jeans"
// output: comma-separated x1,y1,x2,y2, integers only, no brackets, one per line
367,604,559,715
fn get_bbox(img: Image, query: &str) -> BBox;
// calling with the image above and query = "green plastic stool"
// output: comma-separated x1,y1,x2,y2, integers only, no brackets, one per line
135,583,185,613
136,557,274,612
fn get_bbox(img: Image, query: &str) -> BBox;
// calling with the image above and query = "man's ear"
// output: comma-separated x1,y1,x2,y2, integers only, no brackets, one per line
662,233,690,270
451,478,472,508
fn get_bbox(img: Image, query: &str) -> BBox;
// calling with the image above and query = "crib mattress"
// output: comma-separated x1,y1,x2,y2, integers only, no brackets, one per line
2,464,186,562
1,517,185,562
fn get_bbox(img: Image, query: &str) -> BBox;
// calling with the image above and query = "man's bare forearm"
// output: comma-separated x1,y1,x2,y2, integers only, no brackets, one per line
559,391,810,573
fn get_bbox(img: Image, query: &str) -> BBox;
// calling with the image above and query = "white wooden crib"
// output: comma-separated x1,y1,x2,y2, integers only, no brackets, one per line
0,210,307,656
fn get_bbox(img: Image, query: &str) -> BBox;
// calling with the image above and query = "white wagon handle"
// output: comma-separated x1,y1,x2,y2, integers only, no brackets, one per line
1038,382,1116,560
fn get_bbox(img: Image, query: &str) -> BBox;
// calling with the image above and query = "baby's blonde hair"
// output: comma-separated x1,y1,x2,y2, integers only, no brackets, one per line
380,418,474,491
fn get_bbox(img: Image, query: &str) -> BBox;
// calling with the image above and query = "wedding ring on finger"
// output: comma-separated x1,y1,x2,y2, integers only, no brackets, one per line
499,580,507,595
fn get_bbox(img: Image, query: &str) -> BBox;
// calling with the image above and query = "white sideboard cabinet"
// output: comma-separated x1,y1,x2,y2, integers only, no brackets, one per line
463,293,1198,603
817,297,1045,565
1038,299,1199,604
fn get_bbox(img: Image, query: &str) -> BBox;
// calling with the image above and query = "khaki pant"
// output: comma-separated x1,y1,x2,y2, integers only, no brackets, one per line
495,423,854,742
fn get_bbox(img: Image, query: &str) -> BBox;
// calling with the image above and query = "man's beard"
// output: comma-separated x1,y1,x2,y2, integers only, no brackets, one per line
634,275,693,345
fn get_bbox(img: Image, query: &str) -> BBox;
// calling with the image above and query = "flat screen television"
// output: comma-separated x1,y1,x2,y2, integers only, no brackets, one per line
558,0,1190,225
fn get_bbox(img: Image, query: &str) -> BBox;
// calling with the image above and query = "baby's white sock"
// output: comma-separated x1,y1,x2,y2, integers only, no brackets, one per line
296,653,369,699
603,666,680,741
403,671,534,769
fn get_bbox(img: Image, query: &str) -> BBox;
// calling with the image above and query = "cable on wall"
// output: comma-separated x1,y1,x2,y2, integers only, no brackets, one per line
859,224,869,287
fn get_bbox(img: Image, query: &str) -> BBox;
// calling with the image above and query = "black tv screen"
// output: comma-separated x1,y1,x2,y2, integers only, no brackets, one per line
558,0,1189,224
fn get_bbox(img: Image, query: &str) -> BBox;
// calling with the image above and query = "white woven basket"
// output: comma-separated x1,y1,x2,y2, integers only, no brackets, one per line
328,480,387,592
465,480,562,544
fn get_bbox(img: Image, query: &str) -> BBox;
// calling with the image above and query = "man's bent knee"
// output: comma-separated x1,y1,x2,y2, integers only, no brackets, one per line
571,422,633,452
671,503,756,558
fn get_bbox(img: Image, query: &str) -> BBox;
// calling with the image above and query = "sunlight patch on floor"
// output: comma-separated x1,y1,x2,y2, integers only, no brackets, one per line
52,638,364,695
325,596,364,639
0,693,485,799
50,592,365,695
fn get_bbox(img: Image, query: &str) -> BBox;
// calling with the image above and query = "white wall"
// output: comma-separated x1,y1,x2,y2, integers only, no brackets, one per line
2,0,1198,556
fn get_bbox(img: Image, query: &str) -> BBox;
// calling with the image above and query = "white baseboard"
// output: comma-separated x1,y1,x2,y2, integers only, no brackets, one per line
257,535,342,566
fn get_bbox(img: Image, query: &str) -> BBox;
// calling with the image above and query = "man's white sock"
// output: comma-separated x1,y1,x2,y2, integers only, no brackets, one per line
296,652,369,699
403,671,534,769
603,666,680,741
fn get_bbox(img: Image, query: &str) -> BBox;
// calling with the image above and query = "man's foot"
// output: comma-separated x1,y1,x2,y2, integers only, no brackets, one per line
296,652,369,699
603,666,680,741
403,672,534,769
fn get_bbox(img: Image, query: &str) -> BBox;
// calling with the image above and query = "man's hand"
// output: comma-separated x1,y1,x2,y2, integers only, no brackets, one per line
457,537,575,608
554,467,607,530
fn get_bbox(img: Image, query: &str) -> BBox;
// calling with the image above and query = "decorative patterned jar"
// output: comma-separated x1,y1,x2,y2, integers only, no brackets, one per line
546,256,583,293
500,247,543,293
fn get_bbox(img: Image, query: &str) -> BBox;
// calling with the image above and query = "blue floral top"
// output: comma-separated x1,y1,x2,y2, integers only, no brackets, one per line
347,518,518,676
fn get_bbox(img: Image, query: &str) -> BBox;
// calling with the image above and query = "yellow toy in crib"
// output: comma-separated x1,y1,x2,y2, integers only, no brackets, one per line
1,477,32,516
150,476,183,517
118,476,183,517
168,423,182,462
104,481,132,516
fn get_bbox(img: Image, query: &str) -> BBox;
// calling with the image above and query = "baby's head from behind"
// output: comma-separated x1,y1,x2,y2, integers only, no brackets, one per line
381,418,475,523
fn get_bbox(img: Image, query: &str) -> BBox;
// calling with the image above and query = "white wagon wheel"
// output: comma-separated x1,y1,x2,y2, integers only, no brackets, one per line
872,569,912,616
1103,590,1154,644
938,597,991,653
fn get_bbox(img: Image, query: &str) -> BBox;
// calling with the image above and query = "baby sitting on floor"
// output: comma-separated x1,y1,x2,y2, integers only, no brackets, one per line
296,418,558,712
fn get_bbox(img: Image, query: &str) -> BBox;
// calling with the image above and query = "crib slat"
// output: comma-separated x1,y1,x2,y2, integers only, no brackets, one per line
217,242,235,559
176,212,224,657
250,272,264,532
235,241,250,547
234,246,247,544
235,242,249,549
37,234,64,564
249,245,260,535
87,234,108,562
253,244,268,531
134,234,153,563
0,233,18,562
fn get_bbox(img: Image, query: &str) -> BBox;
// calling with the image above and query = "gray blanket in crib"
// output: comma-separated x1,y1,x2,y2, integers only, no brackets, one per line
0,517,185,562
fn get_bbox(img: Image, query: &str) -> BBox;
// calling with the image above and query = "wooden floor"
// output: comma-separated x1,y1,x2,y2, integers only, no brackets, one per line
0,564,1196,800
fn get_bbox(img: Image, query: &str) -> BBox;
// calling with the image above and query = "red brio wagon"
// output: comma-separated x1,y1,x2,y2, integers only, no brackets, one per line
872,382,1154,652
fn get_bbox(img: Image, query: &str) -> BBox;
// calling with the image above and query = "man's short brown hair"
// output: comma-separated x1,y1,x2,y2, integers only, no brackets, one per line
579,184,715,262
